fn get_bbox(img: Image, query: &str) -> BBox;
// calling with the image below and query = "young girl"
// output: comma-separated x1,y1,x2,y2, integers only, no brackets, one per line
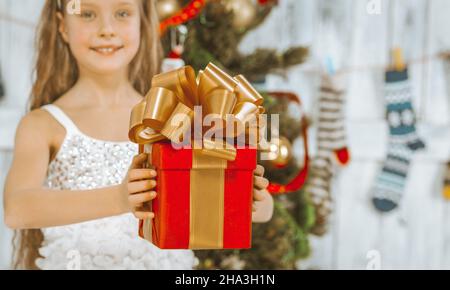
2,0,273,270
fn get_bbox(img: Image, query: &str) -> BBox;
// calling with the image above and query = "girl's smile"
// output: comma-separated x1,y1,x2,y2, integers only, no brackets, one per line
90,44,125,56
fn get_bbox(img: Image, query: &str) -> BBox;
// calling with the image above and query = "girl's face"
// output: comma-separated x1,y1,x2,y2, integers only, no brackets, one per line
58,0,141,75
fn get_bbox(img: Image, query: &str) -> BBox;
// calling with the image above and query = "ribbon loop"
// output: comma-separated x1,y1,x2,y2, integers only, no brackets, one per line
129,62,265,161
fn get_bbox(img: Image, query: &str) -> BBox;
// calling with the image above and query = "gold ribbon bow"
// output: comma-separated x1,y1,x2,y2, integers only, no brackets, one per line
129,63,264,161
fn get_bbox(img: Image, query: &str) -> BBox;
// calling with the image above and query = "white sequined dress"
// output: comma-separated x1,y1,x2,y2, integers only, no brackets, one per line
35,104,197,270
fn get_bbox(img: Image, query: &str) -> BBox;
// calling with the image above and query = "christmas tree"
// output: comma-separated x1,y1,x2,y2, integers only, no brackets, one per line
158,0,314,269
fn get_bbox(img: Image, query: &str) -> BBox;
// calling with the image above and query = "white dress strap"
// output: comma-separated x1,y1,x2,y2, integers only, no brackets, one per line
42,104,80,136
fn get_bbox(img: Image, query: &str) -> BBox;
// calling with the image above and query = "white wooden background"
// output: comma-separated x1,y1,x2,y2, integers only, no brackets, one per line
1,0,450,270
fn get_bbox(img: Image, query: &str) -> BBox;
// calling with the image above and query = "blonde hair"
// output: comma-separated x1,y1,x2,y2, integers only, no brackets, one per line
13,0,162,269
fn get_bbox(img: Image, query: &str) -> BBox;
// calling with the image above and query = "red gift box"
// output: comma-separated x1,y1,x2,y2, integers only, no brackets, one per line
139,142,257,249
129,62,265,249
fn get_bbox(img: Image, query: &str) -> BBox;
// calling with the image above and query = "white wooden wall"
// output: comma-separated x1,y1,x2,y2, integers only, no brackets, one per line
1,0,450,270
0,0,44,269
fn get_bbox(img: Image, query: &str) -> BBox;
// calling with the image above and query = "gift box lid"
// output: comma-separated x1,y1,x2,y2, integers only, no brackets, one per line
152,142,257,170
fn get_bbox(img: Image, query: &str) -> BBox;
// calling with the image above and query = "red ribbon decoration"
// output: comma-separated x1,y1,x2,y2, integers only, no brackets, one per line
265,92,310,195
160,0,206,34
257,0,279,5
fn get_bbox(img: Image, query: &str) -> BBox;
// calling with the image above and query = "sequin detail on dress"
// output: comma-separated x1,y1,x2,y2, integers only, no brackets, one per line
36,105,197,270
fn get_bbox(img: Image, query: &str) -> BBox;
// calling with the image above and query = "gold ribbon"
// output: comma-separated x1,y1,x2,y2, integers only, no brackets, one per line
129,62,264,161
189,150,227,249
130,63,263,249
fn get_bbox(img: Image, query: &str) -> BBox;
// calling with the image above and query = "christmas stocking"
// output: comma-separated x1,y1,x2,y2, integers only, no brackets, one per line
384,68,425,151
372,142,412,212
306,75,350,236
443,162,450,200
372,68,425,212
319,76,351,166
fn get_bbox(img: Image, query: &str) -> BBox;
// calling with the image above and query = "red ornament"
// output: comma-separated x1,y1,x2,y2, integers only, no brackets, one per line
334,147,350,166
160,0,206,34
258,0,279,5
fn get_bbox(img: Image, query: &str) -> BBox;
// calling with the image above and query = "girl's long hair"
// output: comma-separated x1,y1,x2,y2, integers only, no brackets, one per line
12,0,162,269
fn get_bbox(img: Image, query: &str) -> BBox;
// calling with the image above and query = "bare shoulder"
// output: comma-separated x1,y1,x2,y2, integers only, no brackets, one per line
15,108,62,147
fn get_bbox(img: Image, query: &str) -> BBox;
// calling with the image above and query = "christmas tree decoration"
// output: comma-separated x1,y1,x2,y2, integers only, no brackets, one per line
258,0,279,5
161,25,188,72
159,0,206,34
264,91,310,195
305,74,350,236
179,0,308,81
224,0,258,30
372,65,425,212
266,136,293,168
442,162,450,200
156,0,182,21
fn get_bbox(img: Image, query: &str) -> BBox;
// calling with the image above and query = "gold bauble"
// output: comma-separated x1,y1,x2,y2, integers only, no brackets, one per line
225,0,257,30
156,0,181,21
267,136,293,167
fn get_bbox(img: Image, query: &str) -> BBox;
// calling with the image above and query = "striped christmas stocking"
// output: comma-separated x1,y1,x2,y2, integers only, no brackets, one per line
307,75,350,236
372,68,425,212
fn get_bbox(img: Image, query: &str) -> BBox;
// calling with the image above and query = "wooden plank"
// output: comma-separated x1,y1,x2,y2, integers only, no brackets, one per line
0,108,24,150
423,0,450,125
345,0,390,121
401,161,445,269
0,0,43,109
389,0,429,119
334,161,381,269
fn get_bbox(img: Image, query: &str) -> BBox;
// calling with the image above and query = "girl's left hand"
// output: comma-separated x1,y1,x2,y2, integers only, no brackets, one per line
253,165,269,206
252,165,274,223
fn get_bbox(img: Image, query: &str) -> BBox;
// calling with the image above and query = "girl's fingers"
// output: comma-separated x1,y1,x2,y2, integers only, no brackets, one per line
252,202,257,212
253,189,266,202
254,175,269,190
128,169,157,182
130,153,148,169
128,179,157,194
134,211,155,220
128,191,157,205
254,165,265,177
135,202,152,212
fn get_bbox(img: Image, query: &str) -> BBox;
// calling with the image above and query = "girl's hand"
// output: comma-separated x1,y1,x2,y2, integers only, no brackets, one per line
122,153,157,220
252,165,274,223
253,165,269,209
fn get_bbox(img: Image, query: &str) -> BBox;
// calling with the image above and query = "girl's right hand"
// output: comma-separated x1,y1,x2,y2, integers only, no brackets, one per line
121,153,157,220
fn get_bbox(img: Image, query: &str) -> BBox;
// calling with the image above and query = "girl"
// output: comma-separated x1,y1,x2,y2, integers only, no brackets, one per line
2,0,273,270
